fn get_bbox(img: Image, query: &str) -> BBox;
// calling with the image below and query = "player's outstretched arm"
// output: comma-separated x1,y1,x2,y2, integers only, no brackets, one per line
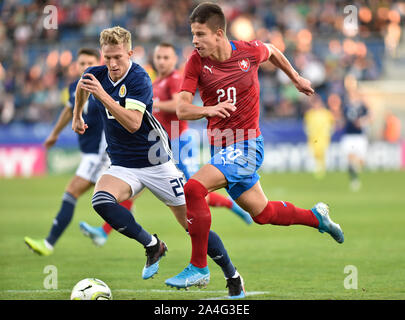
177,91,236,120
265,43,314,96
44,105,73,149
72,83,89,135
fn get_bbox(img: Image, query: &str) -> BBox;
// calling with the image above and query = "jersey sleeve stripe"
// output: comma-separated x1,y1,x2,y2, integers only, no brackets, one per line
126,98,146,113
263,43,272,60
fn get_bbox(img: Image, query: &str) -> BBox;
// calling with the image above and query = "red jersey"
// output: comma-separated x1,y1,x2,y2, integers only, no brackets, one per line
181,40,270,146
152,70,188,140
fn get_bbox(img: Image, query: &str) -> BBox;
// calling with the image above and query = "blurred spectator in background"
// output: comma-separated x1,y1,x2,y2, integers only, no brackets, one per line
340,90,371,191
327,93,345,131
383,110,401,143
304,95,335,179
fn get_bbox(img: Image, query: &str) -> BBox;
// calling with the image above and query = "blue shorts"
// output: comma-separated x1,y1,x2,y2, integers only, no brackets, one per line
209,135,264,200
171,129,200,180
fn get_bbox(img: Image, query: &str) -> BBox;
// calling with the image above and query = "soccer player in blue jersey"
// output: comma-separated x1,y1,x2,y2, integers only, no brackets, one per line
24,48,132,255
72,26,245,297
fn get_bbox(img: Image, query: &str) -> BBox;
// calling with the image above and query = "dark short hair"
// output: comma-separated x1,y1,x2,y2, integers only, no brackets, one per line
189,2,226,33
77,48,100,59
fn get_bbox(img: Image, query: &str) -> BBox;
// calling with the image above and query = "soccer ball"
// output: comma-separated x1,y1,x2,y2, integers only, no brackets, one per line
70,278,112,300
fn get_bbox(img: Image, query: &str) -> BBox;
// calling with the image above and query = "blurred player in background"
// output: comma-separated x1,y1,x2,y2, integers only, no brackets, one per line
72,27,245,298
383,110,401,143
165,2,344,292
24,48,134,255
79,42,252,249
304,95,335,179
341,90,371,191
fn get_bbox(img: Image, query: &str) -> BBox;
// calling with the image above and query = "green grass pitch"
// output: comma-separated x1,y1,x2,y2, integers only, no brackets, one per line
1,171,404,300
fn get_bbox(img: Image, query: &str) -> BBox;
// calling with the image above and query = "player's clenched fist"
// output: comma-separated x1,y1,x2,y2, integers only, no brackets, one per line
79,73,107,101
72,117,88,135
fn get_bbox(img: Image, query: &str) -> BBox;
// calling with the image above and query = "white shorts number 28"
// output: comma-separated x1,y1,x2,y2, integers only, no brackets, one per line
103,160,186,207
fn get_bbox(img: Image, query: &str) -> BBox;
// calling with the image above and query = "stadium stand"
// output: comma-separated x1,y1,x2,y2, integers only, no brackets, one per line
0,0,404,174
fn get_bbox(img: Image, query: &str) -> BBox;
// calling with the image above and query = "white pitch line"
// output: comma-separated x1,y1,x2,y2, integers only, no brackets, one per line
2,289,270,298
3,289,71,293
2,289,222,293
201,291,269,300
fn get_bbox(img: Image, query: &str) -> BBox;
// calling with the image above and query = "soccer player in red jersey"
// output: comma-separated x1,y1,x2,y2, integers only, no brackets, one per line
152,42,252,224
165,2,344,292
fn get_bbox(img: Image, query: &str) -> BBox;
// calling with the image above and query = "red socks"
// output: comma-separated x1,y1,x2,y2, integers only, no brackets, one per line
102,222,113,234
119,199,133,211
253,201,319,228
182,178,318,268
207,192,233,209
184,179,211,268
102,199,134,235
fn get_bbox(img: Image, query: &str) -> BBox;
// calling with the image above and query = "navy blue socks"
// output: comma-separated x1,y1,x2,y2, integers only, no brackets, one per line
207,230,237,279
46,192,76,246
92,191,152,246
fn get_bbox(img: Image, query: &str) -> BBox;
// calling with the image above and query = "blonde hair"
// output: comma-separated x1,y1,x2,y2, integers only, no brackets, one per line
100,26,132,50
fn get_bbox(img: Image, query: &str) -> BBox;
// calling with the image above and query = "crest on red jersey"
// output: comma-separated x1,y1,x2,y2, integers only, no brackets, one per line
238,58,250,72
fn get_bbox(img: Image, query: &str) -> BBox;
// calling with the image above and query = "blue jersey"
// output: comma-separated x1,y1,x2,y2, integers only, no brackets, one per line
84,61,171,168
67,80,105,154
343,103,368,134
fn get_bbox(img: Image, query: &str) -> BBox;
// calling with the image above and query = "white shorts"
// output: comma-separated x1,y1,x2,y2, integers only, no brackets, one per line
340,134,369,159
103,160,186,207
76,152,111,184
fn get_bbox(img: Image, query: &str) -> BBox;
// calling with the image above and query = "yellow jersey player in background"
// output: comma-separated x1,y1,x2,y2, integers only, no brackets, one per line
304,95,335,179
